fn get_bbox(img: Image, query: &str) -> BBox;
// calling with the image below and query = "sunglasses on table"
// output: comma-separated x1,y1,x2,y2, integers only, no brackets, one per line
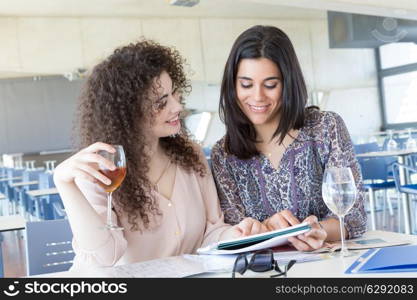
232,249,296,278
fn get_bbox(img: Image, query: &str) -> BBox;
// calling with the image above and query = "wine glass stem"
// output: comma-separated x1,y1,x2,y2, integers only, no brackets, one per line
339,215,347,255
107,192,113,227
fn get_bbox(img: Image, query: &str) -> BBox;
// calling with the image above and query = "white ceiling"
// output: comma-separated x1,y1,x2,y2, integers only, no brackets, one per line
1,0,417,79
0,0,416,19
247,0,417,21
0,0,325,19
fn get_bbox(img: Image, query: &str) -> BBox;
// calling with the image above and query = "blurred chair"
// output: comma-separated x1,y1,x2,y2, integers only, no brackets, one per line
202,147,211,158
358,157,397,231
353,142,380,154
354,141,399,178
410,155,417,168
11,168,39,217
381,136,416,176
38,172,55,189
203,147,212,168
26,172,64,220
392,162,417,234
0,242,3,277
25,219,74,276
0,168,11,194
0,192,7,216
0,167,6,179
14,169,42,217
3,169,25,215
392,163,417,195
354,142,395,228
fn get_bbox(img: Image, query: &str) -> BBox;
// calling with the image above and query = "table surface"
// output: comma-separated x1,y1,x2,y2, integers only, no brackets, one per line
26,187,59,197
10,180,39,187
30,230,417,278
357,149,417,158
0,193,5,200
0,215,26,232
0,177,22,182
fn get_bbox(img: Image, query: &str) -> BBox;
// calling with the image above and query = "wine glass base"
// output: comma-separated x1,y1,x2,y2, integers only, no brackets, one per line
104,225,124,231
331,249,358,258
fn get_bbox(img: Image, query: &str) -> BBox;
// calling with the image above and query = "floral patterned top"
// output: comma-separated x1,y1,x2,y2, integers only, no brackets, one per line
211,108,367,239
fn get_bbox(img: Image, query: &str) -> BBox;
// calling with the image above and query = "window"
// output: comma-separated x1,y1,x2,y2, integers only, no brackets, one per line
376,42,417,130
184,112,212,144
380,43,417,69
383,71,417,124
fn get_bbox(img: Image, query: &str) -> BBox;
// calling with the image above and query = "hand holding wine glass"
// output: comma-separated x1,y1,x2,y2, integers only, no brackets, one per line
97,145,127,230
53,142,126,230
322,167,357,257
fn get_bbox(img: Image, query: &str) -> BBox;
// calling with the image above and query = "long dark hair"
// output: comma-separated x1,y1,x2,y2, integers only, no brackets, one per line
219,25,308,159
76,39,205,231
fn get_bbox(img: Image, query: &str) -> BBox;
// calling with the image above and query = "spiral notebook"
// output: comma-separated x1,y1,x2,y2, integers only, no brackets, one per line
197,223,311,255
345,244,417,274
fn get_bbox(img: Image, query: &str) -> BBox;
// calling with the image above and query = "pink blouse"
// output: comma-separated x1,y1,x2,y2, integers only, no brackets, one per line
71,163,231,268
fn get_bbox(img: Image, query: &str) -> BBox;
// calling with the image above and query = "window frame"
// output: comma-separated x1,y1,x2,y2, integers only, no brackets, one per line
376,46,417,130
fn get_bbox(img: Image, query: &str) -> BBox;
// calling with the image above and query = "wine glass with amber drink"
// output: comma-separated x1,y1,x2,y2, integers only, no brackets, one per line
98,145,126,230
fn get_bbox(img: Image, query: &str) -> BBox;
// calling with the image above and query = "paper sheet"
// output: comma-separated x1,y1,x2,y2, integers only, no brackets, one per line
184,250,329,274
109,256,206,278
312,230,412,253
67,250,329,278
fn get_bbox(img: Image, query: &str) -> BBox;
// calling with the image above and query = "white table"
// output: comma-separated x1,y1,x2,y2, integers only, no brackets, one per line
10,181,39,188
0,215,26,232
204,231,417,278
0,177,22,182
26,188,58,197
357,149,417,234
29,231,417,278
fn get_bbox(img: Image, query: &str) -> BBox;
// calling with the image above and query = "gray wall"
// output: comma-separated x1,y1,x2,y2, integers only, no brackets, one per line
0,76,83,154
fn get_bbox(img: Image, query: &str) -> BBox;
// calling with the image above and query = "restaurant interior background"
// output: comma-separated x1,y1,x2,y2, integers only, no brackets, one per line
0,0,417,277
1,0,416,155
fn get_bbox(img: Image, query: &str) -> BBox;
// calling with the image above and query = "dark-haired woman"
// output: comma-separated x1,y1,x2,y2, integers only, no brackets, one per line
211,25,367,251
53,39,266,268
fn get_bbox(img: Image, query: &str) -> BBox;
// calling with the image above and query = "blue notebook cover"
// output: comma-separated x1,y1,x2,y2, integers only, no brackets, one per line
197,223,311,255
345,244,417,274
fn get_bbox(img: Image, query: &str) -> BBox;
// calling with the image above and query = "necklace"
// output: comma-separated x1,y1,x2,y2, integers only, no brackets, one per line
152,158,171,191
261,140,286,158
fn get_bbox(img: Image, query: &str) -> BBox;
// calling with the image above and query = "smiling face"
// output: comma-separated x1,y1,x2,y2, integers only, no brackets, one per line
149,71,183,139
235,57,283,130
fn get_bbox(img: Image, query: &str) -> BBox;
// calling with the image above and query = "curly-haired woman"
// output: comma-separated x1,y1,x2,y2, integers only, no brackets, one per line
53,39,266,268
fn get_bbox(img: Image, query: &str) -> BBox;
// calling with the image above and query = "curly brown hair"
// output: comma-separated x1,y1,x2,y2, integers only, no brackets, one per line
75,39,206,231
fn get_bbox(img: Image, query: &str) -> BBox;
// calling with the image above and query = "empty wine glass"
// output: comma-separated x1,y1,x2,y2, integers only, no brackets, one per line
97,145,127,230
49,160,57,173
386,130,398,152
44,161,52,173
14,156,23,169
405,128,417,151
322,167,357,257
368,135,378,144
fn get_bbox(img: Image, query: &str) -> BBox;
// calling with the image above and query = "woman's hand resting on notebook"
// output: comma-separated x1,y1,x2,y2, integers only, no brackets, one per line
262,210,327,251
221,217,268,240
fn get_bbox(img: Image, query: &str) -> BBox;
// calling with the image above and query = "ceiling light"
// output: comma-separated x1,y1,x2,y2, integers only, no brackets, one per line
169,0,199,7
